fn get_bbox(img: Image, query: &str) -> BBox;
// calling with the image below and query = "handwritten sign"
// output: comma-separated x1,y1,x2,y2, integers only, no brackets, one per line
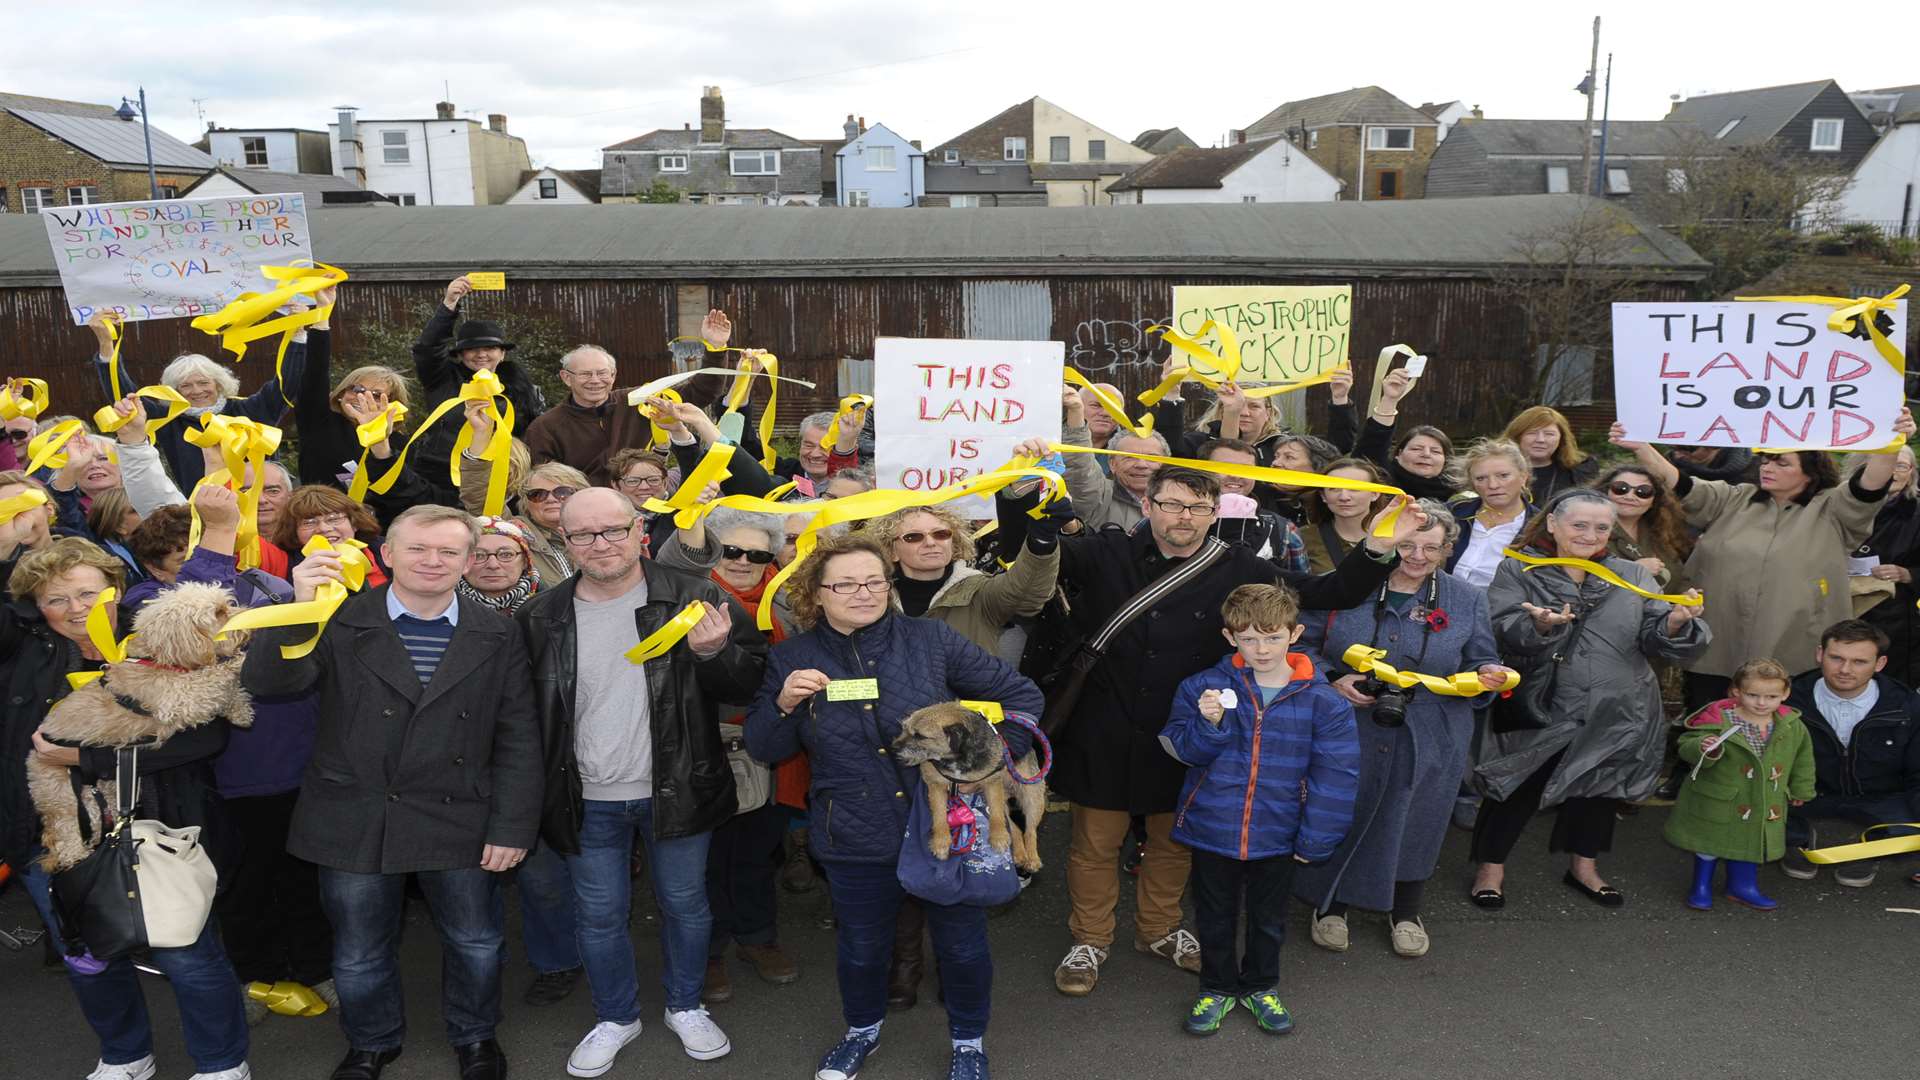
467,272,505,290
1612,301,1907,449
873,337,1063,516
1170,285,1352,383
40,194,313,325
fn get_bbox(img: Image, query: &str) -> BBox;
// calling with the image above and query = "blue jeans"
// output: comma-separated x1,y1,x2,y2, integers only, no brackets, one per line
317,866,505,1051
565,798,713,1018
516,842,581,973
823,861,992,1040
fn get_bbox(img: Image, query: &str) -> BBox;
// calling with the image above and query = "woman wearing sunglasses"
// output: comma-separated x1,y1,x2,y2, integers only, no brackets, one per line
1598,466,1693,591
511,462,588,587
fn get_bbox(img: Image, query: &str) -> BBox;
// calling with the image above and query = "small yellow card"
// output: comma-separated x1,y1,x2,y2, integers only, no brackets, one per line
467,272,506,291
825,678,880,702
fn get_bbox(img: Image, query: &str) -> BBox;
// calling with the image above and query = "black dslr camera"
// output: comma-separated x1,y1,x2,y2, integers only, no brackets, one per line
1354,678,1412,727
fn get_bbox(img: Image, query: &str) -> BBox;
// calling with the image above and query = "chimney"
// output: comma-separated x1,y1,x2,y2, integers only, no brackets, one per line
1470,104,1484,119
858,116,867,133
488,113,507,133
700,86,725,144
843,114,859,141
334,106,364,185
435,100,455,120
909,139,921,150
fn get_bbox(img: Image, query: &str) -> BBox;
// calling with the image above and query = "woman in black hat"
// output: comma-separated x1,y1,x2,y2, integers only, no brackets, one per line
409,275,549,506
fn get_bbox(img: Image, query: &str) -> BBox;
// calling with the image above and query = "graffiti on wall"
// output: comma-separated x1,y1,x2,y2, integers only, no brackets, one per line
1066,317,1169,374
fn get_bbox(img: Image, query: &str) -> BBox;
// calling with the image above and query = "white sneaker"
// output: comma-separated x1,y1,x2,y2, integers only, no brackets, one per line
567,1019,644,1078
664,1006,732,1060
88,1058,156,1080
188,1066,252,1080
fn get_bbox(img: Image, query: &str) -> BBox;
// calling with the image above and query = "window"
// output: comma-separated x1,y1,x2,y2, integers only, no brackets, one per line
1003,137,1026,161
1241,195,1258,203
240,136,269,167
66,185,100,205
614,154,627,164
1545,165,1570,193
1088,139,1105,161
866,145,895,171
943,148,959,163
1367,126,1414,150
729,150,779,175
381,130,410,164
1375,169,1402,199
1307,130,1319,149
21,187,53,213
949,195,980,208
1605,168,1631,194
1666,168,1689,192
688,194,705,205
538,178,558,199
157,185,177,199
389,193,417,206
1049,136,1070,162
846,190,870,207
1811,118,1844,151
660,154,687,172
0,188,7,212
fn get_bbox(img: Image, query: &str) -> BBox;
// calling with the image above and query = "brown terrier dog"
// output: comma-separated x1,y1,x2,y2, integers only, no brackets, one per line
891,702,1044,873
29,582,253,872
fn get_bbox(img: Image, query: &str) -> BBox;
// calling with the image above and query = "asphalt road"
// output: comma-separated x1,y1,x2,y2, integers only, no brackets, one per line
3,806,1916,1080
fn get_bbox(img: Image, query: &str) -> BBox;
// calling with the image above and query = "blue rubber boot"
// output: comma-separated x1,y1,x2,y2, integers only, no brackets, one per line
1686,855,1717,911
1723,860,1778,911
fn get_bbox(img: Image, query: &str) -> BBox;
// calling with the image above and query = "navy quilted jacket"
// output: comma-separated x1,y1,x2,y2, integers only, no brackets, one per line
746,611,1042,867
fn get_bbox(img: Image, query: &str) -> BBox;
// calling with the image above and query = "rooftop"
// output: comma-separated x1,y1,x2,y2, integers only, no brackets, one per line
1106,141,1269,191
1449,118,1710,157
181,166,375,204
1245,86,1437,139
602,128,820,152
8,108,215,170
1666,80,1859,146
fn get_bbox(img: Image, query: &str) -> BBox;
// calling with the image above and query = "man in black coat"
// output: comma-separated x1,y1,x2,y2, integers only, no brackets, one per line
1045,461,1423,997
515,488,765,1075
242,505,542,1080
410,276,549,506
1783,619,1920,889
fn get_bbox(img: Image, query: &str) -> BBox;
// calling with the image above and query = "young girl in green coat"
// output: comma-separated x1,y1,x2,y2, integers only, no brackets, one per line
1664,658,1816,911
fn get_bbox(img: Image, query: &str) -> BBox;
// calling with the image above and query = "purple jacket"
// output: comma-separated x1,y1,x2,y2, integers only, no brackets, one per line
124,546,318,798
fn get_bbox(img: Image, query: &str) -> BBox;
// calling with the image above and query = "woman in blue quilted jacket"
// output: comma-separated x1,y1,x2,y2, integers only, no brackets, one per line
745,531,1041,1080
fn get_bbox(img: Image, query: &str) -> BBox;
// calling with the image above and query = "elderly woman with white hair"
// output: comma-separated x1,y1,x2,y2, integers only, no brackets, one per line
87,312,302,489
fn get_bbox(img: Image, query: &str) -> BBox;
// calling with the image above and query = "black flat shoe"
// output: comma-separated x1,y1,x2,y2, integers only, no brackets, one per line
1563,871,1625,908
330,1047,401,1080
455,1038,507,1080
1469,888,1505,910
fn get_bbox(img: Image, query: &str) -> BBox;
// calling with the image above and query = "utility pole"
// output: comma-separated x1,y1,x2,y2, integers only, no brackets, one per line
1580,16,1601,196
1593,53,1614,195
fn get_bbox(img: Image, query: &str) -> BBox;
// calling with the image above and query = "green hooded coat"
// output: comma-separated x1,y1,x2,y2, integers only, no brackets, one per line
1663,701,1816,863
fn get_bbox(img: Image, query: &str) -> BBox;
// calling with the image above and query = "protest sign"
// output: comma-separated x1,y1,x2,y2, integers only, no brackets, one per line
1611,300,1907,450
40,194,313,324
1169,285,1352,383
873,337,1063,516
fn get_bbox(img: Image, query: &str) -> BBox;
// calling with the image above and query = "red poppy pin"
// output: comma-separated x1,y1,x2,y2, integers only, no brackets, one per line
1425,607,1450,632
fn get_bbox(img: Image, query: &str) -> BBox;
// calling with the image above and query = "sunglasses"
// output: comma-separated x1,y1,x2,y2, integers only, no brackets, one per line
898,529,953,545
3,430,28,443
345,384,391,399
524,486,579,504
721,544,776,564
1608,482,1656,499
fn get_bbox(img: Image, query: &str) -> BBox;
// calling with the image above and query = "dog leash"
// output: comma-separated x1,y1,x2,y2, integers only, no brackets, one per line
998,712,1051,785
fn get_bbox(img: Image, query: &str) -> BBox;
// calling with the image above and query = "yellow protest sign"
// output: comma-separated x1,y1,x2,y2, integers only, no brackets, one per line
466,272,506,291
1169,285,1352,384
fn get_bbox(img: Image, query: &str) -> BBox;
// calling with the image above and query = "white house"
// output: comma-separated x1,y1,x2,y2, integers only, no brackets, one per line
1419,101,1475,142
504,167,603,205
1833,115,1920,235
328,103,531,206
202,127,333,174
1105,138,1341,204
833,119,925,207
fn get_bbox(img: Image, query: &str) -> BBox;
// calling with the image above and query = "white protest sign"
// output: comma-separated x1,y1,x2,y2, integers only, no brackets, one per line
40,193,313,324
873,338,1064,516
1612,300,1906,450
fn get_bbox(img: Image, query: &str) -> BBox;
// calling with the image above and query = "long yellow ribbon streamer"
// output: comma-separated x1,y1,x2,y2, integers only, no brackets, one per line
360,370,514,516
1342,644,1519,697
624,365,817,407
0,379,49,421
1736,284,1909,374
0,489,48,524
190,262,349,407
345,403,409,504
821,394,873,450
625,601,709,663
183,416,282,571
1499,547,1704,606
66,587,132,690
1799,822,1920,864
100,315,126,403
25,420,85,474
218,536,371,658
1050,443,1408,536
93,385,191,438
650,442,737,527
657,342,813,471
1062,368,1155,439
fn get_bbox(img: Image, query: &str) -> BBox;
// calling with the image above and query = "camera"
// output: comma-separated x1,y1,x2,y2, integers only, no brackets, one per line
1355,677,1412,727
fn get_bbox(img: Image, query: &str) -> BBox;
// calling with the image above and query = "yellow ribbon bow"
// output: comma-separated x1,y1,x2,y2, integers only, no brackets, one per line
25,419,86,474
1050,443,1409,536
66,587,132,690
1737,284,1909,374
190,261,348,407
0,488,48,524
247,980,329,1017
359,370,515,517
1799,822,1920,864
344,402,409,504
1342,644,1518,698
93,385,192,439
0,378,49,421
626,601,710,663
636,387,684,452
219,535,372,658
1500,548,1704,606
183,415,283,571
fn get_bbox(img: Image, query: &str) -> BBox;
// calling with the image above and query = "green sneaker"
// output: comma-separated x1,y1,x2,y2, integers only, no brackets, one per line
1183,992,1237,1036
1242,991,1295,1035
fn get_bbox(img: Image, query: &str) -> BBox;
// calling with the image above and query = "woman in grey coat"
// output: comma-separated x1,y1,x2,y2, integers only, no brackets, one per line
1295,501,1512,958
1469,489,1708,909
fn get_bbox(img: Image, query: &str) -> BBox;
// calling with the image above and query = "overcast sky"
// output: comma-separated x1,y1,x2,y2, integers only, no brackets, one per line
10,1,1920,170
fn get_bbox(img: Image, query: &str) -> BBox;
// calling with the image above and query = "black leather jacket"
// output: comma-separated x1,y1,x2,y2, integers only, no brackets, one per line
517,559,767,852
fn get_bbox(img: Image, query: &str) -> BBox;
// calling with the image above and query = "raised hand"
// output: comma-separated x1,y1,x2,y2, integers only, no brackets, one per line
443,276,472,310
701,309,733,350
1328,367,1353,406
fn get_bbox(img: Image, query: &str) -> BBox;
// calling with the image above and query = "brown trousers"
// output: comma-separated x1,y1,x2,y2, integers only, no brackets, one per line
1066,805,1190,949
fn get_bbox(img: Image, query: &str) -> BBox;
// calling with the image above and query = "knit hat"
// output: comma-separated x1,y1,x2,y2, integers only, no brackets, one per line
475,515,536,565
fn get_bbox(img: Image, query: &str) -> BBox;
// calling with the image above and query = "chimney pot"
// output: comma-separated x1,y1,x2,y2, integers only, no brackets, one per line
699,87,726,144
1470,104,1484,119
488,113,507,133
436,100,455,120
858,116,866,132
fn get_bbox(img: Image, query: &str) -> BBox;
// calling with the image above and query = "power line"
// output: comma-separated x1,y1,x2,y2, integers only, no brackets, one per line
558,45,982,120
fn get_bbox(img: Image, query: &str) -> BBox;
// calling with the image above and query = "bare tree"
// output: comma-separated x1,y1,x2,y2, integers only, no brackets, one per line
1645,135,1850,296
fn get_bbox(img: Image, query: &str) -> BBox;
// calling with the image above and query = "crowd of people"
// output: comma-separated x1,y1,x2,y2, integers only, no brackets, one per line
0,275,1916,1080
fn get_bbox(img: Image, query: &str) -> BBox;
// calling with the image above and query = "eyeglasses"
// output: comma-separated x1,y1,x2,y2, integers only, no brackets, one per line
345,384,391,399
897,529,953,545
1395,542,1448,559
1150,498,1217,519
524,486,579,504
617,473,666,490
721,544,776,564
3,430,29,444
563,526,631,548
1608,482,1656,499
299,511,351,531
821,579,891,596
472,549,524,564
783,533,802,545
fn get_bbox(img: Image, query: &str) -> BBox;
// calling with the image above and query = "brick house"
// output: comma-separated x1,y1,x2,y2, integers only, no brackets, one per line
0,92,213,213
600,87,823,205
925,97,1154,205
1242,86,1440,201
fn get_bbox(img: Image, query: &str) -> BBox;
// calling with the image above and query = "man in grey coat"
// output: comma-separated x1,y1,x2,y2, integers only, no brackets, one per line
242,505,542,1080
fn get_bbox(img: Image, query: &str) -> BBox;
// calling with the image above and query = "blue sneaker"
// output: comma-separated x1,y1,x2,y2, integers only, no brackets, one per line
948,1045,989,1080
1183,992,1237,1036
815,1035,877,1080
1242,991,1294,1035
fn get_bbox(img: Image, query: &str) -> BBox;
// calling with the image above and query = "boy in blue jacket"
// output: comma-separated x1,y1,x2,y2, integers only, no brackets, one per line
1159,584,1360,1037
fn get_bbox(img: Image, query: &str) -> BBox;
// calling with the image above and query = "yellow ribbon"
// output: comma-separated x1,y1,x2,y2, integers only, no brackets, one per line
1799,822,1920,864
345,402,409,504
1737,284,1909,374
183,416,282,571
246,980,328,1017
0,489,47,524
957,699,1005,724
93,385,191,438
765,481,799,501
25,420,85,473
190,261,348,407
659,342,808,471
65,587,131,690
1500,548,1704,606
1138,321,1348,406
625,365,816,407
218,536,371,658
1051,443,1408,536
822,394,873,451
360,370,514,516
100,315,126,403
626,601,709,663
0,378,49,421
1342,644,1517,698
649,442,736,527
636,388,683,452
1368,344,1425,416
1062,368,1156,439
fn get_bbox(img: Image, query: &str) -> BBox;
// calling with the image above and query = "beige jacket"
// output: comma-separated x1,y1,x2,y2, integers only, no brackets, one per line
1062,424,1144,533
919,547,1061,653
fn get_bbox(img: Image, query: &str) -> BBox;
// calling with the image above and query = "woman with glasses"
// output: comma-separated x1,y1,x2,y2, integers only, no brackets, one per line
746,531,1042,1080
459,516,543,615
267,486,390,588
609,448,681,555
1598,466,1693,591
511,462,589,586
1295,499,1511,959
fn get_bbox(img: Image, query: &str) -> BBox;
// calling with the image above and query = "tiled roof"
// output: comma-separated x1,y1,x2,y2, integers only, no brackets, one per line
1132,127,1199,153
9,108,215,170
602,128,821,152
1245,86,1437,139
922,163,1037,193
1106,142,1267,191
1666,80,1851,145
182,166,368,202
1451,119,1708,157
